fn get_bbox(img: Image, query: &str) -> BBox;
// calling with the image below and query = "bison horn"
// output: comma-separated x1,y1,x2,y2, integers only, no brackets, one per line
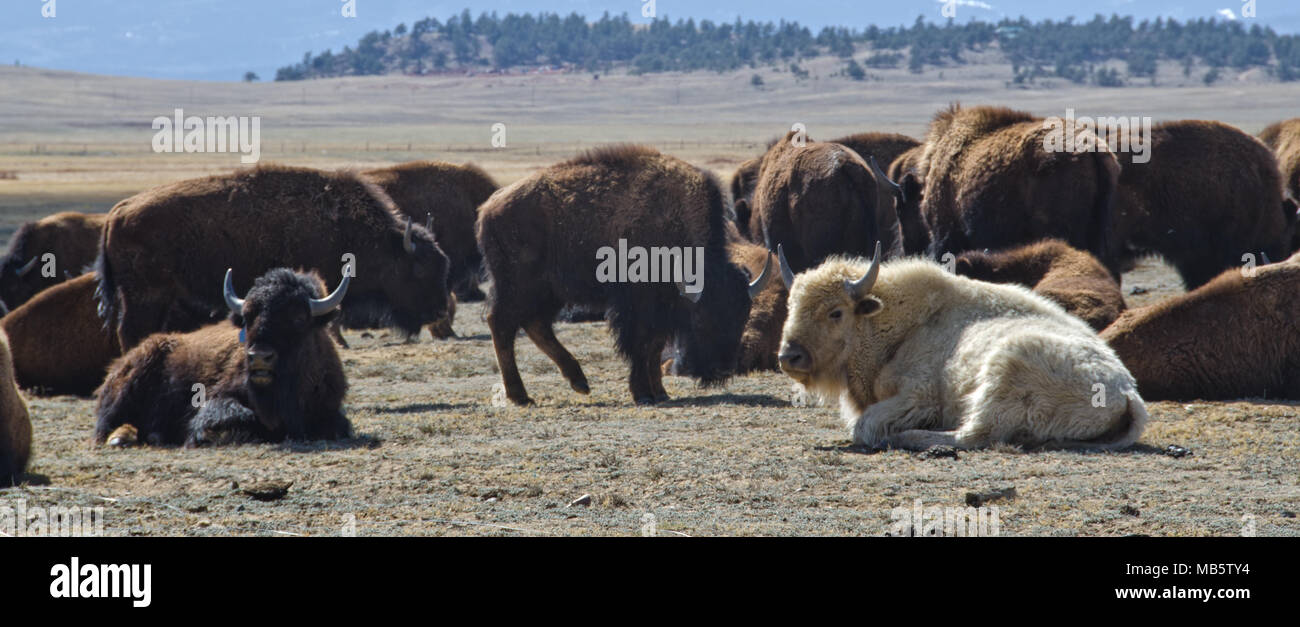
223,268,245,312
310,267,352,317
868,155,905,204
16,256,38,277
403,216,416,253
843,241,882,301
778,244,795,290
425,212,434,232
748,254,772,299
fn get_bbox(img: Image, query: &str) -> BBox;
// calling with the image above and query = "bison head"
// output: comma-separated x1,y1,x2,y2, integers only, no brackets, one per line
224,267,349,389
341,216,451,339
670,253,772,385
777,242,884,397
0,224,52,310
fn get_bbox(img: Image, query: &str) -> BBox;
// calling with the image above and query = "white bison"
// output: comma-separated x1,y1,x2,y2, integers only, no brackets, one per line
776,243,1147,450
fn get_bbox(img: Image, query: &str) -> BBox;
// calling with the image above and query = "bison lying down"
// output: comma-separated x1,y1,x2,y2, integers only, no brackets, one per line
94,268,351,447
1101,253,1300,401
0,329,32,485
0,211,105,311
1,273,121,396
955,239,1126,331
777,244,1147,450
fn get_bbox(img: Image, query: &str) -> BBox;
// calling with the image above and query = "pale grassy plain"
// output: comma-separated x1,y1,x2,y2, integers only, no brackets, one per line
0,56,1296,535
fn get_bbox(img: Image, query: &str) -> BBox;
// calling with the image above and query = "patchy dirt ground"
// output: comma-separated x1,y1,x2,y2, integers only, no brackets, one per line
8,265,1299,536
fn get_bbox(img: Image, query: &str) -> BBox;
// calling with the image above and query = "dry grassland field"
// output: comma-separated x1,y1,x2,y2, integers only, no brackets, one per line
0,57,1297,537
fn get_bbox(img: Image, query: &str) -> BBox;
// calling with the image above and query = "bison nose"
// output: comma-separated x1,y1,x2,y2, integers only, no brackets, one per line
778,342,811,374
247,348,277,371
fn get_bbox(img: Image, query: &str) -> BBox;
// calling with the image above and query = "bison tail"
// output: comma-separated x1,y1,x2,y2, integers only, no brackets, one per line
1063,389,1148,451
92,232,118,333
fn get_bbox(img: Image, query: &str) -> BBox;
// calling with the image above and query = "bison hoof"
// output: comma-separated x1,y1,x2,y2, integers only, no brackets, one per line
654,392,669,403
508,395,535,406
571,379,591,394
634,396,659,406
106,424,139,448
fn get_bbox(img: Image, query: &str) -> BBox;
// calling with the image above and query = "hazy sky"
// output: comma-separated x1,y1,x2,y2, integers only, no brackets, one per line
3,1,1296,81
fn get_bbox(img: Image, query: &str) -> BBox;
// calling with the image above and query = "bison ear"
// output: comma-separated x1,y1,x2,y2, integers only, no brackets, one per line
854,295,883,317
229,311,245,328
953,257,972,276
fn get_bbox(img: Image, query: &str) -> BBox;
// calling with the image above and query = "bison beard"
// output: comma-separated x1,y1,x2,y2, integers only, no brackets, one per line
93,268,350,447
477,145,762,405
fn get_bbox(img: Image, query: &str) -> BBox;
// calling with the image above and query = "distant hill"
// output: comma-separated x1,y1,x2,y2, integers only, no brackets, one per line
273,12,1300,87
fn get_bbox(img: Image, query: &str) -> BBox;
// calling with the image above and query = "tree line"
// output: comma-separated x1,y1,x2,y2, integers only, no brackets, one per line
272,10,1300,86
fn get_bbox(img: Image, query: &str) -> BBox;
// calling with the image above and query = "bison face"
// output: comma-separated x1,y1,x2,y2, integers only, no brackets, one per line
778,245,883,393
0,253,45,311
386,220,451,338
672,254,773,384
225,268,348,390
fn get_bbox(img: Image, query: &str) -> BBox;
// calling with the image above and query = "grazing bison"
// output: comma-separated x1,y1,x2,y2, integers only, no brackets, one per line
888,145,930,255
777,244,1147,450
918,104,1120,273
954,239,1126,331
1258,118,1300,201
0,329,32,485
362,161,497,303
1101,254,1300,401
751,131,904,273
0,212,106,311
94,268,351,447
477,145,769,405
95,165,450,351
1,273,120,396
1110,120,1299,289
730,156,763,240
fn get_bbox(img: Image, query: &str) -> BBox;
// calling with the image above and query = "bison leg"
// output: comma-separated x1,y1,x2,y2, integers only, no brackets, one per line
328,320,350,349
643,336,669,403
523,320,589,395
487,310,533,405
627,337,670,405
185,398,266,447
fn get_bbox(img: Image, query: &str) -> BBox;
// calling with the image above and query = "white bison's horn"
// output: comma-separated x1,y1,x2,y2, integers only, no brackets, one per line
843,241,882,301
223,269,245,312
868,155,905,204
16,256,38,277
403,216,416,253
310,266,352,317
748,254,772,299
778,244,795,290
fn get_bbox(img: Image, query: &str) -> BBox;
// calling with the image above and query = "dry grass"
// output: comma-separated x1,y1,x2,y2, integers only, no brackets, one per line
1,62,1298,536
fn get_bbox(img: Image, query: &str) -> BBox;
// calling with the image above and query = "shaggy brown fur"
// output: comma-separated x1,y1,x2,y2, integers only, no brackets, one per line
918,104,1120,272
0,212,106,310
477,145,756,405
730,156,763,239
0,329,31,485
1258,117,1300,201
726,223,787,372
362,161,497,303
831,132,921,174
955,239,1126,330
95,164,450,351
888,144,929,254
1,273,120,396
94,268,349,446
1101,254,1300,400
1110,120,1298,289
750,131,902,272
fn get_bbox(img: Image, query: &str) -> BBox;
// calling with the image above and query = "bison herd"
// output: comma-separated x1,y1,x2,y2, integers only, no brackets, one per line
2,108,1300,486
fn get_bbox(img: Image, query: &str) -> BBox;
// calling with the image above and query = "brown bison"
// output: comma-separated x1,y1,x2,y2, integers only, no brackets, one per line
1110,119,1299,289
94,267,351,447
363,161,497,302
954,239,1126,331
0,328,32,485
1258,117,1300,201
917,104,1120,273
477,145,769,405
1101,253,1300,401
888,144,929,255
0,212,106,311
1,273,120,396
730,156,763,240
831,132,921,176
750,131,904,273
95,165,450,351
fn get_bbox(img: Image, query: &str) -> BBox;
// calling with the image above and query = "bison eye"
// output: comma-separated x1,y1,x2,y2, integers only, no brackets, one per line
829,309,843,320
